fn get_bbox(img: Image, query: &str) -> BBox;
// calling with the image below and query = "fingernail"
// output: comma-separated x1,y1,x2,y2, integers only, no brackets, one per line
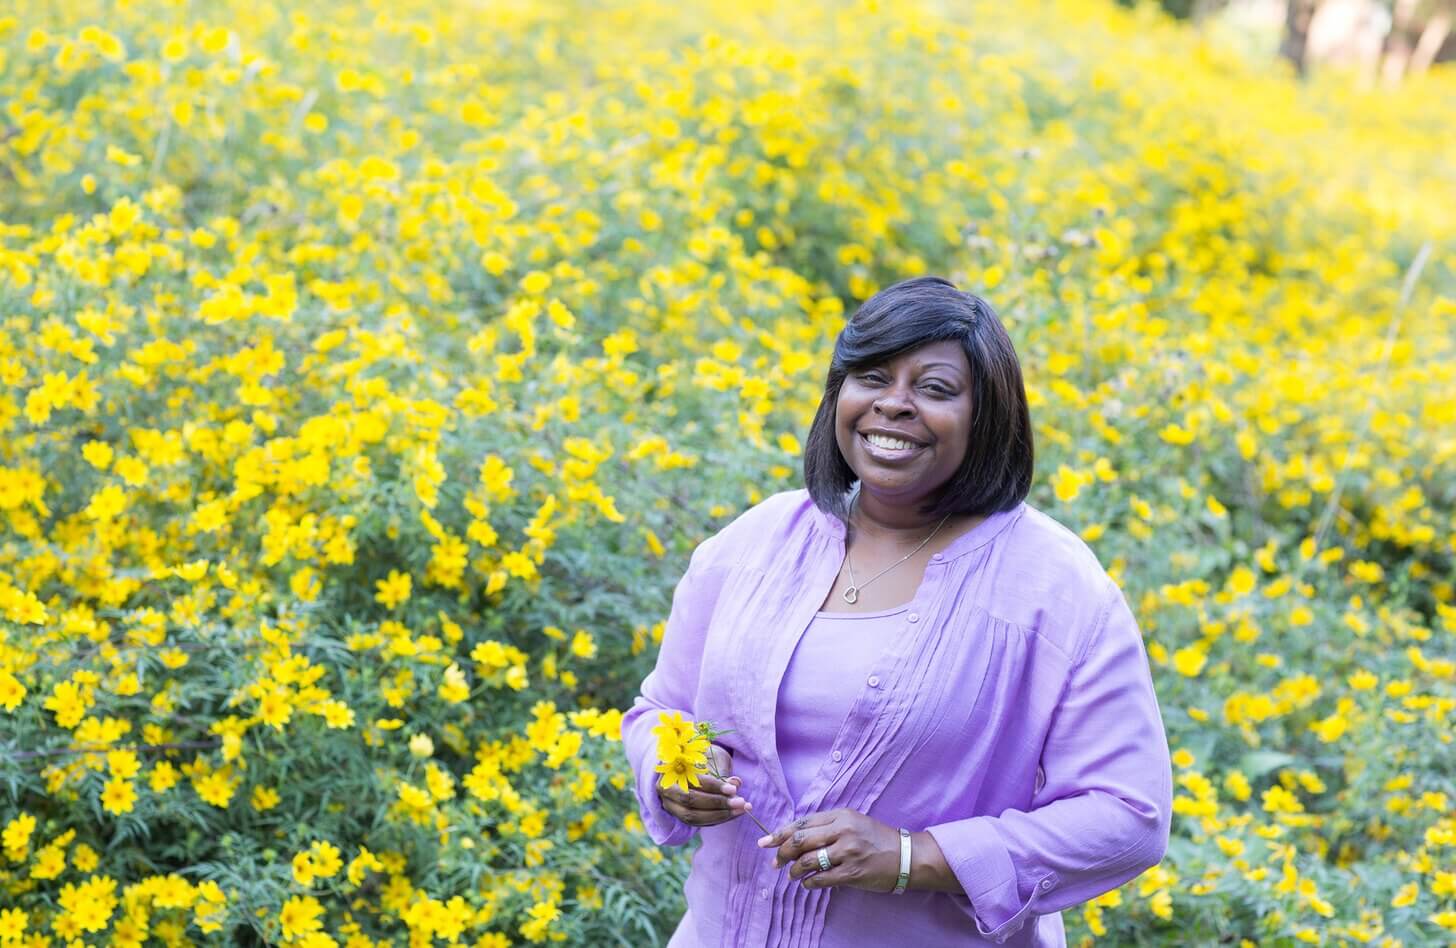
757,835,771,847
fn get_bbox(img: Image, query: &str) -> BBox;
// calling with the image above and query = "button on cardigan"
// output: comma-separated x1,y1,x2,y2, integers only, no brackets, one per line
621,488,1172,947
775,605,910,807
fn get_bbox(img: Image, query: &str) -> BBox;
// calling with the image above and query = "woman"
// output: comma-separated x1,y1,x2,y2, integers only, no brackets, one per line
621,276,1172,947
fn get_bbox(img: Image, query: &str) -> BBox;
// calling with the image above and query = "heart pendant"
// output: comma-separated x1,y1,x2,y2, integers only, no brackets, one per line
842,586,858,604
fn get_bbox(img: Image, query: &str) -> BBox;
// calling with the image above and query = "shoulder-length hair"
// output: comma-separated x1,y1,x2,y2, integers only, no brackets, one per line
803,275,1034,523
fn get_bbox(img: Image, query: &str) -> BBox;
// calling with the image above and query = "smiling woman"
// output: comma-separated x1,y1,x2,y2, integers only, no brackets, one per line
806,277,1034,528
622,276,1172,947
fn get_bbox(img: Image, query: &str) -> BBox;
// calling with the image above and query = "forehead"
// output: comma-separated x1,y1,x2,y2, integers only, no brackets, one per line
875,340,967,372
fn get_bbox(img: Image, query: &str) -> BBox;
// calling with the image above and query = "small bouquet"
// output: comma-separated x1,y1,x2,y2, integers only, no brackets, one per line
652,710,771,834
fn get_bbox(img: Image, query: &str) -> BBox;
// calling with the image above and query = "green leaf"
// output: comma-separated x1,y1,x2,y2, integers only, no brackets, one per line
1239,751,1296,778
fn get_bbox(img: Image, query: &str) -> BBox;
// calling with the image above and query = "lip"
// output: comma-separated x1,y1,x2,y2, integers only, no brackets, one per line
859,430,927,461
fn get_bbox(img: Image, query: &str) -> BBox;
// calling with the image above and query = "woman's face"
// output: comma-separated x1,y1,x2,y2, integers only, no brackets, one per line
833,339,974,515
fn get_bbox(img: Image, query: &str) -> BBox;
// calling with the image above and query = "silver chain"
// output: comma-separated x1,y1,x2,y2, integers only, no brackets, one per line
842,493,952,605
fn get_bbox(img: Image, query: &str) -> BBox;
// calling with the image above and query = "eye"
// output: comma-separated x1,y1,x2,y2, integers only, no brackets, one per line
924,383,953,396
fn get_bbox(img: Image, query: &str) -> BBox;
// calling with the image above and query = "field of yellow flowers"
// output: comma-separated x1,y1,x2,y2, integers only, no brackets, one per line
1,0,1453,944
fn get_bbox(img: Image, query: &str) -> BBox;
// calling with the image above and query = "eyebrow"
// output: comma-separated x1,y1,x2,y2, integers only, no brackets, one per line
863,359,964,377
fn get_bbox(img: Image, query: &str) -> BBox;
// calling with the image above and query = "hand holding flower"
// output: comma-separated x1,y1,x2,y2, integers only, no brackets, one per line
652,710,770,834
655,742,750,828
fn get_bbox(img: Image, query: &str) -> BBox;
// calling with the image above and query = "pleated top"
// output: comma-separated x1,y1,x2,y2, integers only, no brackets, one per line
775,604,911,806
623,487,1172,947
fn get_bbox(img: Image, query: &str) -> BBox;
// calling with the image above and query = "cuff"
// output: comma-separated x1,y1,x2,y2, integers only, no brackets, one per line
924,817,1058,944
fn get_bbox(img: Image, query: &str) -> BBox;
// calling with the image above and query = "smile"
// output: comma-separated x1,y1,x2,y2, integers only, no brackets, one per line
860,431,926,459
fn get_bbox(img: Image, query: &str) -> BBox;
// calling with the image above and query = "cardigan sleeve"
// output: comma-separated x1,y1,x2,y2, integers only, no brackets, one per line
620,536,730,847
922,577,1173,944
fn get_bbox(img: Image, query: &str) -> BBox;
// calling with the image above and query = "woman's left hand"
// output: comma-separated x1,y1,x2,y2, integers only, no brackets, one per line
757,808,902,893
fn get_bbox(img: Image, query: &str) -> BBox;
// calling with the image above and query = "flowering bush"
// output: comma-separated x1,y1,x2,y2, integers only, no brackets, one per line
0,0,1452,945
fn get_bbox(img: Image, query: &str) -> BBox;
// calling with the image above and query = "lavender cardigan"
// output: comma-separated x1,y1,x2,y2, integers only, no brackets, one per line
621,488,1172,946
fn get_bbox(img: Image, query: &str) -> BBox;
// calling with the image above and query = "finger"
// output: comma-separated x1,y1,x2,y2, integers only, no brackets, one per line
778,826,838,875
769,821,838,869
759,811,833,851
689,773,729,794
723,788,751,814
798,861,846,890
664,794,736,827
676,786,733,812
792,844,838,885
706,776,739,798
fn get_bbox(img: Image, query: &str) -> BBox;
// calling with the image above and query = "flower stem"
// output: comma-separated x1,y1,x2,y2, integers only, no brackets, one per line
705,760,772,835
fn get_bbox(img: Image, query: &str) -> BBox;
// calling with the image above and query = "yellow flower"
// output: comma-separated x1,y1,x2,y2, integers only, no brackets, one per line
1348,669,1378,690
100,777,137,816
0,907,27,940
438,663,470,703
107,749,140,780
257,688,292,730
292,851,317,887
278,895,324,940
1224,771,1252,802
57,874,117,932
1172,646,1207,678
43,680,90,728
1227,566,1257,597
193,769,237,808
2,813,36,862
654,749,708,796
0,671,24,711
308,840,342,879
651,709,695,745
1050,464,1085,503
252,786,281,811
569,629,597,660
374,569,412,609
519,270,552,295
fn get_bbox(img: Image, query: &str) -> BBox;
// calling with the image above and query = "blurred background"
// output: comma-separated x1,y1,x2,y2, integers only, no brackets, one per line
0,1,1451,946
1139,0,1455,82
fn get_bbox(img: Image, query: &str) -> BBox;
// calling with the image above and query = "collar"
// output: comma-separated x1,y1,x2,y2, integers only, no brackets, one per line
811,487,1025,562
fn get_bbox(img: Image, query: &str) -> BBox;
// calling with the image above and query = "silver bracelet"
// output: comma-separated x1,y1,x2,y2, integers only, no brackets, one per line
892,827,911,894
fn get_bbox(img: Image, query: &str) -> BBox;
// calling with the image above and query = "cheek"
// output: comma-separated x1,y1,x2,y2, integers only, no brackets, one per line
942,408,974,453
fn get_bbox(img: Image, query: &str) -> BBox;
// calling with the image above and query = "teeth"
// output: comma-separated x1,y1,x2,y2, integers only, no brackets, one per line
866,433,916,451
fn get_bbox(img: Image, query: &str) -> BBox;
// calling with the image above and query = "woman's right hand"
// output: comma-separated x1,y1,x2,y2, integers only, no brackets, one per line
657,742,752,827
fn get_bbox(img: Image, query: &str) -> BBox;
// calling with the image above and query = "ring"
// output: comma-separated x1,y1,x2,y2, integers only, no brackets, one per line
817,848,831,872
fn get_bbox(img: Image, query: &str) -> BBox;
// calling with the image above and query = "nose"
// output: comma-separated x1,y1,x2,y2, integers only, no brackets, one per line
874,381,915,417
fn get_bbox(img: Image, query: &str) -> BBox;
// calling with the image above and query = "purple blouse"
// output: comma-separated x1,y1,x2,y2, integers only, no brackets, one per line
777,604,911,805
622,488,1172,947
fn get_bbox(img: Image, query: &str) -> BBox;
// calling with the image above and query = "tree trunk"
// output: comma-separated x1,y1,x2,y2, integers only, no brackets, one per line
1280,0,1320,77
1409,6,1454,74
1380,0,1421,84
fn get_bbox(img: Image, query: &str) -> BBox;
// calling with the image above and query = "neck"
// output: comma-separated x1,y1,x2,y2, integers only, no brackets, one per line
850,487,947,539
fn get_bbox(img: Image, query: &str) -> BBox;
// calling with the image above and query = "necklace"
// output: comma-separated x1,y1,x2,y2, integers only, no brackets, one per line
841,493,953,605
